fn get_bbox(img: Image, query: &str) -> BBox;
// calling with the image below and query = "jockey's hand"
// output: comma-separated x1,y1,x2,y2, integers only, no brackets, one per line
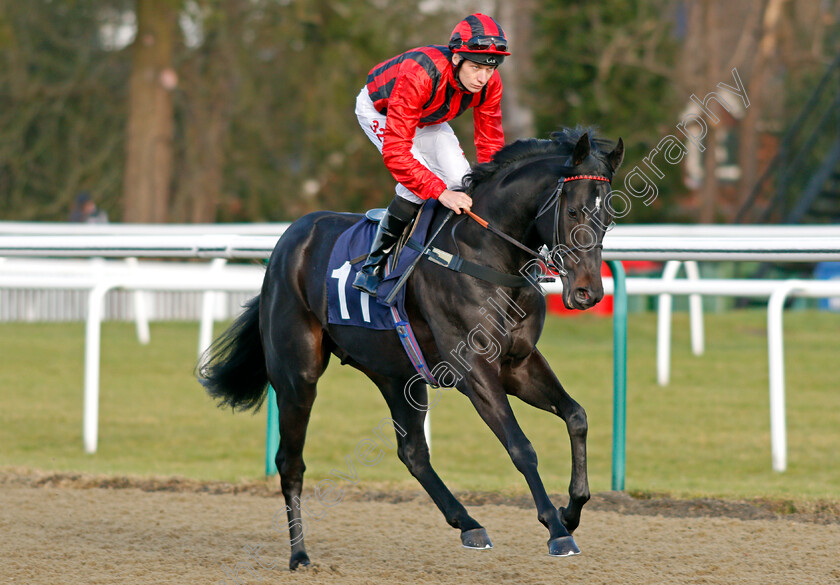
438,189,472,214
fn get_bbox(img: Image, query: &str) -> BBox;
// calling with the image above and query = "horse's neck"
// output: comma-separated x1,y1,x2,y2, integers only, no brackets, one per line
444,185,542,270
475,171,555,239
477,190,535,237
473,157,563,236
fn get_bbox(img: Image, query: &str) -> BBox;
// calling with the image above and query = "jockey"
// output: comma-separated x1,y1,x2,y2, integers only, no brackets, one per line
352,13,510,296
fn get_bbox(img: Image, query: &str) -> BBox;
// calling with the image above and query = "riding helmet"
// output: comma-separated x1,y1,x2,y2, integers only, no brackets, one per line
448,13,510,67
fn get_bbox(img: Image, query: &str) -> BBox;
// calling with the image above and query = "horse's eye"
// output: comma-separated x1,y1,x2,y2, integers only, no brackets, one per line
568,208,578,219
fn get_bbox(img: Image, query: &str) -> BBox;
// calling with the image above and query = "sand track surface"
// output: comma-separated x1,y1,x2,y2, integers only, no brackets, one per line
2,470,839,585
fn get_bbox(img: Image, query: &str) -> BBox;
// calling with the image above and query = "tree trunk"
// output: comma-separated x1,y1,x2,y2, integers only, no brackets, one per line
498,0,535,140
177,7,236,224
736,0,788,218
700,0,720,223
180,95,229,223
123,0,177,223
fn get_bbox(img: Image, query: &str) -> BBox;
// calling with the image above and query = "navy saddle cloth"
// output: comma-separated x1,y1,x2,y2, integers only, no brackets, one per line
326,201,438,330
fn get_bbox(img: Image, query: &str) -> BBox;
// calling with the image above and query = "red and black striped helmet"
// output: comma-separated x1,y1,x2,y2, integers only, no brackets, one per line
448,13,510,66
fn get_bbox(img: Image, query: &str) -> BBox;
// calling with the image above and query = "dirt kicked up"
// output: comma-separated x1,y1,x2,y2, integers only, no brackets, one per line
2,470,839,585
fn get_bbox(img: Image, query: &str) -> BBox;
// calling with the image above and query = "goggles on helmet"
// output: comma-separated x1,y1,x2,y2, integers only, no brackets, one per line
461,35,508,53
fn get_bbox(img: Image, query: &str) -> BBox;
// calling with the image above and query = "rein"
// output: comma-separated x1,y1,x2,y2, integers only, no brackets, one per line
464,173,611,270
463,209,545,261
399,172,613,292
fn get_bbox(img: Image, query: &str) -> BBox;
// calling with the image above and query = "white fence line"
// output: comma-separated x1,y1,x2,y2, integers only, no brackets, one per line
81,274,264,453
656,260,704,386
609,225,840,236
0,287,254,322
0,257,257,323
0,221,290,235
544,275,840,472
3,230,840,261
5,221,840,237
1,225,839,471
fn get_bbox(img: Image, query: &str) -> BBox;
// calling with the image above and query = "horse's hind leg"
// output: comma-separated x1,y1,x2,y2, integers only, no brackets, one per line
264,314,329,571
366,374,491,550
271,378,317,570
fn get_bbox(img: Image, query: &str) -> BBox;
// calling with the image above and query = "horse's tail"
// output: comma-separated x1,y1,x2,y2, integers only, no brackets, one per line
197,295,269,412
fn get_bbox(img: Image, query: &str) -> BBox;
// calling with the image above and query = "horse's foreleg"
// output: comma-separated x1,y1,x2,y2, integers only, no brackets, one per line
462,371,580,557
370,375,491,550
504,351,590,534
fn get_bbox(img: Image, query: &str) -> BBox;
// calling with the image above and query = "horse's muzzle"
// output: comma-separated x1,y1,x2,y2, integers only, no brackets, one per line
564,285,602,311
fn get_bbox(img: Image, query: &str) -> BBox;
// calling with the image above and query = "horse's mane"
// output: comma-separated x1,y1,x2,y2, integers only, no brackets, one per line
464,126,616,194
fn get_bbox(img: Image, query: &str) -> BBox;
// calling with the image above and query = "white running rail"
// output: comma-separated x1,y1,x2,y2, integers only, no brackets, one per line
1,223,839,470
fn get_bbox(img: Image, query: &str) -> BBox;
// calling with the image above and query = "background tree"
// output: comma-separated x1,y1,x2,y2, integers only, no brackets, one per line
169,1,238,223
498,0,536,140
0,1,837,223
0,0,129,220
531,0,684,223
123,0,178,222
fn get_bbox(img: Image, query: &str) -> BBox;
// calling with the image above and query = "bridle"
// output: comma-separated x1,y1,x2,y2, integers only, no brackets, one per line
464,173,612,273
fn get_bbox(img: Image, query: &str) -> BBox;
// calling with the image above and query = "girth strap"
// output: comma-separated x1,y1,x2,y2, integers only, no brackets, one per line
405,239,532,288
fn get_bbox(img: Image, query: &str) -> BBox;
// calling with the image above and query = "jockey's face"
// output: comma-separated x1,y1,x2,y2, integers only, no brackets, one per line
453,54,497,93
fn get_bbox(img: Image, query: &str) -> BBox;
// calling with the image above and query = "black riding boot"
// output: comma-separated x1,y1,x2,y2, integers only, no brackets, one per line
352,197,421,295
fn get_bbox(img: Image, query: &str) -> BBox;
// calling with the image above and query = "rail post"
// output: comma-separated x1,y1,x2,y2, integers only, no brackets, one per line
264,252,280,476
266,386,279,476
607,260,627,491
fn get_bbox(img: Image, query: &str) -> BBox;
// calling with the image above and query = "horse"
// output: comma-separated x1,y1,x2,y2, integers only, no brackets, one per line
199,127,624,568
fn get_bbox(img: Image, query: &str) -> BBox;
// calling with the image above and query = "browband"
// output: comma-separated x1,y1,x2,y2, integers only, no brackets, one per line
561,174,611,183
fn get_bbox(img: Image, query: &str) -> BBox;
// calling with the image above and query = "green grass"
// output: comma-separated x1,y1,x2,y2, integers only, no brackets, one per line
1,310,838,501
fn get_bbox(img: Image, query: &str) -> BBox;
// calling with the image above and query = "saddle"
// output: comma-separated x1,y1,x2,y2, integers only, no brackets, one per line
357,206,426,273
326,202,440,385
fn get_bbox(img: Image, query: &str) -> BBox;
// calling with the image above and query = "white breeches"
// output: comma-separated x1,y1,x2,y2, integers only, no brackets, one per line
355,87,471,203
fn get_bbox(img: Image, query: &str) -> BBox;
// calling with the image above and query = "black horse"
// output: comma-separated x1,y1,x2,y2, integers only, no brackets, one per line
199,127,624,568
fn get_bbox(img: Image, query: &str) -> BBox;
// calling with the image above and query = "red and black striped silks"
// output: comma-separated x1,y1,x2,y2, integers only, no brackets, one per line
365,45,505,200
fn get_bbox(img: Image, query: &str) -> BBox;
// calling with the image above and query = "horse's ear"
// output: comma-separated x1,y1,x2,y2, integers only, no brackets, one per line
572,133,590,166
607,138,625,172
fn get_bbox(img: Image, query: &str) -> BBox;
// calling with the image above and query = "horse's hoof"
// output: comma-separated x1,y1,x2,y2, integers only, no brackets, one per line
461,527,493,550
548,535,581,557
289,551,311,571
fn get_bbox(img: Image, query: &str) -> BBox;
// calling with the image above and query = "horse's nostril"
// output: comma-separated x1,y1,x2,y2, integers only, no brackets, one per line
574,288,590,303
